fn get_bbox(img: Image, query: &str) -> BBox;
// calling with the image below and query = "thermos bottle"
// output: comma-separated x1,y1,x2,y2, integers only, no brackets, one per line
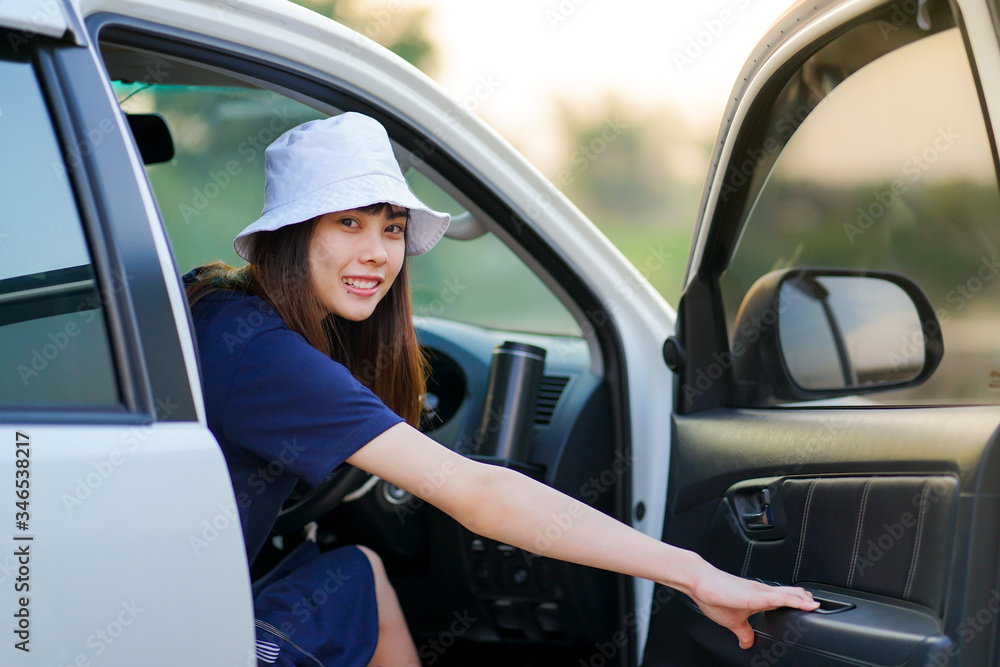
474,341,546,461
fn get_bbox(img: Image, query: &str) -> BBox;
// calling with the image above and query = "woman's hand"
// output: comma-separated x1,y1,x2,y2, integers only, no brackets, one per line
685,562,820,649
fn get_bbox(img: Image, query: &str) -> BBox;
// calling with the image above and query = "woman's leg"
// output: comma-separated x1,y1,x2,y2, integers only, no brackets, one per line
357,545,420,666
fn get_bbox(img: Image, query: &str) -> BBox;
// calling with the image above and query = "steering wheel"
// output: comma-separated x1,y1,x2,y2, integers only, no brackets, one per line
272,465,372,535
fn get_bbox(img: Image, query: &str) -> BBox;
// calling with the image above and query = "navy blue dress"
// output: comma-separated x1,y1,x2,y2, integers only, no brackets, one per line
187,279,404,666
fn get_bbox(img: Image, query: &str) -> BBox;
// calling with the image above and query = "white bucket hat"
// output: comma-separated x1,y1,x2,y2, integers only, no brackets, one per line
234,112,451,259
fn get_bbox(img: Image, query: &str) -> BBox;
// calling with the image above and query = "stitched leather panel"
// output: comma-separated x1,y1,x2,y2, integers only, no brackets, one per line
712,476,957,612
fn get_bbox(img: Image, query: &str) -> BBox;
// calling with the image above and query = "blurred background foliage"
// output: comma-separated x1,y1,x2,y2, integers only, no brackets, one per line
551,99,707,304
294,0,438,75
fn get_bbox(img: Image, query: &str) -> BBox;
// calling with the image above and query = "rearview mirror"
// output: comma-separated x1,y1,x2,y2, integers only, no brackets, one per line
732,269,943,404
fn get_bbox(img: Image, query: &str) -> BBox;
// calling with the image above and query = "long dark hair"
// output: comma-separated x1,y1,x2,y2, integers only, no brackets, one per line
187,205,427,427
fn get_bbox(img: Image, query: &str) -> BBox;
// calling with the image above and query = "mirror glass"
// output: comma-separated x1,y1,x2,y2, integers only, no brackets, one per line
779,276,925,390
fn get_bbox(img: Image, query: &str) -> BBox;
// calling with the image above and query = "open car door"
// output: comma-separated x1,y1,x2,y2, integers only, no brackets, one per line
643,0,1000,665
0,3,254,664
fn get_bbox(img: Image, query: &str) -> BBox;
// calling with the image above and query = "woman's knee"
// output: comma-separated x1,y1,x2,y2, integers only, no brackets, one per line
355,545,410,631
355,545,387,582
356,545,395,603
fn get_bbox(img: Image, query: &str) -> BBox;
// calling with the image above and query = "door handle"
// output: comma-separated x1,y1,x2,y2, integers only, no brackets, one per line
726,479,785,538
740,488,773,530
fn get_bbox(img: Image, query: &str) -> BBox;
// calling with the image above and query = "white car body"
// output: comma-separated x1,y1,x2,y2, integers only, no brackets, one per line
1,0,674,664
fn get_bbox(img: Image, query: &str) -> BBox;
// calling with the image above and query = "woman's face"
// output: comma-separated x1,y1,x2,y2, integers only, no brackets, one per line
308,204,408,321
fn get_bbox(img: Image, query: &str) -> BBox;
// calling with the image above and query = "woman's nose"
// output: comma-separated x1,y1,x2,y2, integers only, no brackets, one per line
359,229,388,264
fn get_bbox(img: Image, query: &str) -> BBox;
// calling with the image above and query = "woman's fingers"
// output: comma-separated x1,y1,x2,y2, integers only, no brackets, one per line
727,585,819,650
688,567,821,650
763,585,820,612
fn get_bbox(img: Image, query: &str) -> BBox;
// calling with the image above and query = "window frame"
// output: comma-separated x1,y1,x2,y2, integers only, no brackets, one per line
0,37,128,420
676,0,1000,414
0,33,197,423
730,32,1000,408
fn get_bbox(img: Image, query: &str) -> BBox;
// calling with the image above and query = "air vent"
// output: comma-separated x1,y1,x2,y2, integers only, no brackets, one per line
535,375,570,425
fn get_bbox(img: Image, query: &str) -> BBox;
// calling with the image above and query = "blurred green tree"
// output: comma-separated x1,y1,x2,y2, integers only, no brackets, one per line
554,98,705,228
291,0,437,75
552,98,709,302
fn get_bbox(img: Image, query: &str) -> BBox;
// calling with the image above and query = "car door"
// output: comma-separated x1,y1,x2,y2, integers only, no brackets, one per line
0,4,254,665
642,0,1000,665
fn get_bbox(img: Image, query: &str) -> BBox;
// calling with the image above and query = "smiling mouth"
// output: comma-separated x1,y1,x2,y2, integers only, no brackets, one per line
341,277,384,297
342,277,381,290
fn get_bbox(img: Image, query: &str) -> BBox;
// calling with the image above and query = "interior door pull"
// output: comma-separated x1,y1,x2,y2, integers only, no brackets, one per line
813,597,856,614
741,488,773,529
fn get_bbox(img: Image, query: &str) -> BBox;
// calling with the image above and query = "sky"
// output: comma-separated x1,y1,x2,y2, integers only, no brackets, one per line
418,0,803,171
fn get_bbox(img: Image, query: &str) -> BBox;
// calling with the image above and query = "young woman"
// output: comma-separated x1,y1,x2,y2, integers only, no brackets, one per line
186,113,818,667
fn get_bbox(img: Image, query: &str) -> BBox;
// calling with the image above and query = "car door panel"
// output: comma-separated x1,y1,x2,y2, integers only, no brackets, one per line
676,585,952,667
643,408,1000,665
0,22,256,664
657,0,1000,629
2,424,255,666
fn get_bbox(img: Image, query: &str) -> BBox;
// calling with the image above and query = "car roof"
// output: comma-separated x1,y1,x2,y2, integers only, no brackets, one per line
0,0,72,38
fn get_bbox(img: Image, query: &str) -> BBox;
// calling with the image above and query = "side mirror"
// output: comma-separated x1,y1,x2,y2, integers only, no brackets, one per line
731,269,943,404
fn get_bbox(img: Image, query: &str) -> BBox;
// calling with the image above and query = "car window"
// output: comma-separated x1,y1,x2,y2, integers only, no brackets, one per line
720,25,1000,406
0,49,119,407
405,169,582,336
107,48,580,338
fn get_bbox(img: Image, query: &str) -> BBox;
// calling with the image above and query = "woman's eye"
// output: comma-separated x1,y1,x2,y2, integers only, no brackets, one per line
339,217,360,228
386,224,405,234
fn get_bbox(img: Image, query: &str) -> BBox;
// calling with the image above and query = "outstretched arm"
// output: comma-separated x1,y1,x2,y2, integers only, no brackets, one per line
347,423,818,648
